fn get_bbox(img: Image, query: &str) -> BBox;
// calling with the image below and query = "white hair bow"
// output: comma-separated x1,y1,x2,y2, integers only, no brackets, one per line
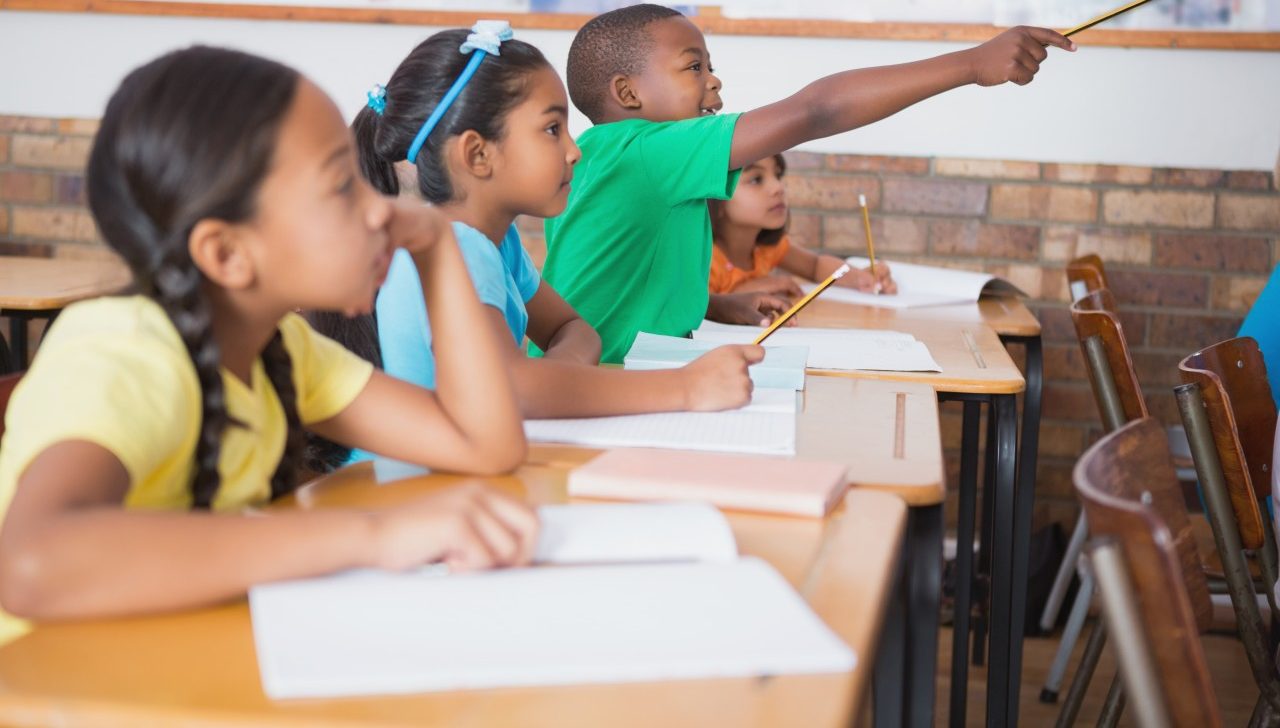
460,20,514,55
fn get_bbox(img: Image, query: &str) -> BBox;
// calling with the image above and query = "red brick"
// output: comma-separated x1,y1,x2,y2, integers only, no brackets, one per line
1151,168,1225,188
787,211,822,248
935,158,1040,180
0,170,52,203
1032,460,1080,500
1043,382,1103,422
991,184,1096,223
51,244,126,263
1149,313,1242,349
1152,232,1271,273
1035,304,1148,347
1043,344,1087,382
825,155,929,175
0,204,8,236
882,178,986,216
1227,172,1272,191
1209,275,1268,313
56,118,100,137
823,215,927,255
11,205,100,242
1131,350,1188,388
929,220,1039,260
0,135,8,164
11,135,93,171
0,116,56,134
1037,422,1088,459
780,151,824,171
0,239,52,257
1102,190,1214,229
1107,270,1208,308
1217,194,1280,231
1043,163,1153,185
1143,392,1183,428
1002,264,1055,300
785,175,879,211
1042,226,1151,264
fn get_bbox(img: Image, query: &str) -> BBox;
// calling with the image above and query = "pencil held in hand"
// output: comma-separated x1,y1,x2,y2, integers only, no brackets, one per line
753,263,852,345
1064,0,1156,37
859,193,879,294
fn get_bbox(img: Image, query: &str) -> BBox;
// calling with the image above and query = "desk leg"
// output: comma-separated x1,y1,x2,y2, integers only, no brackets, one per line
1005,334,1043,723
973,406,997,668
6,311,27,370
948,400,982,728
984,393,1019,728
905,503,943,728
874,525,908,728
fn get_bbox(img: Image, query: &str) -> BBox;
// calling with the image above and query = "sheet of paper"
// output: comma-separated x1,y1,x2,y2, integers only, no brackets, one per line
805,257,1025,309
525,404,795,455
534,502,737,565
251,557,855,699
625,332,809,390
691,322,941,373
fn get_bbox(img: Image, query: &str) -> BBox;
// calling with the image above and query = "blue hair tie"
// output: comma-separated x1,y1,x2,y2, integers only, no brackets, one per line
366,84,387,116
405,20,514,163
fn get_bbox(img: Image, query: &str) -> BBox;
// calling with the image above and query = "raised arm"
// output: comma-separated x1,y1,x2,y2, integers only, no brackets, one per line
730,26,1074,169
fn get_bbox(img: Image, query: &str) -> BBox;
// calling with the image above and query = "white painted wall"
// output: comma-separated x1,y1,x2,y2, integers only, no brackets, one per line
1,10,1278,170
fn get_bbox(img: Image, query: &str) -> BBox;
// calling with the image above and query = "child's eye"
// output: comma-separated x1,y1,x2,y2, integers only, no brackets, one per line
688,62,701,72
336,176,355,196
545,123,560,137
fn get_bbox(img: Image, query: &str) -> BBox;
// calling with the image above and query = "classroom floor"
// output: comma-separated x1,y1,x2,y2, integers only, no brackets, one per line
934,623,1259,726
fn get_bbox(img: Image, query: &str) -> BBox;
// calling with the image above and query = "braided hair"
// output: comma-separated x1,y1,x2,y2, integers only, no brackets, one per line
86,46,303,508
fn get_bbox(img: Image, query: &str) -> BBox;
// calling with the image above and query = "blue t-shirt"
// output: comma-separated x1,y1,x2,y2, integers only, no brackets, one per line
348,221,539,463
1239,263,1280,408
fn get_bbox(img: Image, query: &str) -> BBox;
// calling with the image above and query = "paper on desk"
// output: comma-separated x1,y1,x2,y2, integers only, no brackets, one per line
624,332,809,390
691,321,941,373
805,257,1025,310
250,557,855,699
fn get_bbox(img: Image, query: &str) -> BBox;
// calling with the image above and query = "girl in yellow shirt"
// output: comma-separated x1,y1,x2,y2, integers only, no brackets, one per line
0,46,535,637
707,154,897,325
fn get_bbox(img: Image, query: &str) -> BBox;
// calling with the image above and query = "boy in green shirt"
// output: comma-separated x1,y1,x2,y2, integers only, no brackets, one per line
543,4,1074,362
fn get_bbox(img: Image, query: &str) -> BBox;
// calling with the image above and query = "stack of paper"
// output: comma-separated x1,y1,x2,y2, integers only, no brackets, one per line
250,502,856,699
624,332,809,390
804,257,1026,310
691,321,942,373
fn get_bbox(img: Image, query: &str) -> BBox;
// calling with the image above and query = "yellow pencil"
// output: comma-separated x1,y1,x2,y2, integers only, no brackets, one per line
753,263,852,345
859,193,879,293
1063,0,1156,37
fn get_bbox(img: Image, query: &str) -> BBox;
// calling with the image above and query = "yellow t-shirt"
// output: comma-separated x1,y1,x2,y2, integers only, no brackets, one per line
0,295,374,644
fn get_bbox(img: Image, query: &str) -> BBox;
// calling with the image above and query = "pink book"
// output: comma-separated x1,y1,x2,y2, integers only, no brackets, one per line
567,448,849,518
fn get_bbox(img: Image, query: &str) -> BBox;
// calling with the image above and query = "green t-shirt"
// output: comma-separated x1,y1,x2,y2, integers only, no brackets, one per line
541,113,742,363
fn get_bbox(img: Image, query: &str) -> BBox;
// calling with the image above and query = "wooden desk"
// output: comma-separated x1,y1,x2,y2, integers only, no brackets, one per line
0,472,907,728
0,256,132,370
797,296,1042,728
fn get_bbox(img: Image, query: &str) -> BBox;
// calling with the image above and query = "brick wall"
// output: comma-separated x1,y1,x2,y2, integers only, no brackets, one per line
4,114,1280,530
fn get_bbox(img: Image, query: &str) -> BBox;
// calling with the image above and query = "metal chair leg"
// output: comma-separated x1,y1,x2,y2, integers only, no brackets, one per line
1055,619,1108,728
1041,568,1095,703
1096,673,1126,728
1042,511,1089,632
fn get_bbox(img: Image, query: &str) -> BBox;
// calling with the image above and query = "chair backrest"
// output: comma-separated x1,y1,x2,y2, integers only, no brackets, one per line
0,372,20,443
1070,289,1148,431
1066,253,1109,302
1179,336,1276,550
1075,417,1220,727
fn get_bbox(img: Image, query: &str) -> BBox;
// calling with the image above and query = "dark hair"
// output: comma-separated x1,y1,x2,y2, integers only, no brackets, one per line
566,3,683,124
305,29,550,472
86,46,304,508
710,153,789,247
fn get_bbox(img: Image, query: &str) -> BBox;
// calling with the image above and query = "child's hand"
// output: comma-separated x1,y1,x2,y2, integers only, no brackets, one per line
385,197,453,255
966,26,1075,87
842,263,898,295
736,275,803,299
707,292,793,327
680,345,765,411
367,483,539,573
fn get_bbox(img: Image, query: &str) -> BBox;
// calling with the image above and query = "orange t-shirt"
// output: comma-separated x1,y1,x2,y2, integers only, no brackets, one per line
708,236,792,294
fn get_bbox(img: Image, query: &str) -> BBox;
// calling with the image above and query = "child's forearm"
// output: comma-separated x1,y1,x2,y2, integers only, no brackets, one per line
413,235,526,469
540,319,602,366
510,358,690,418
0,506,373,621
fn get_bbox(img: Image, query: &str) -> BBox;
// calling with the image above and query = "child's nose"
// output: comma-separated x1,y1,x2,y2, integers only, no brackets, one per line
707,72,722,92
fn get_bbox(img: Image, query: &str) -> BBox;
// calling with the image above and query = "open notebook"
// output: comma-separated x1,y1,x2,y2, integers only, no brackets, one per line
801,256,1027,310
624,332,809,390
250,503,856,699
524,387,798,455
691,321,942,373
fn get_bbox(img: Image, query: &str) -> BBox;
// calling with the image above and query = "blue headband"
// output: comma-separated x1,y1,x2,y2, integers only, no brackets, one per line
405,20,514,163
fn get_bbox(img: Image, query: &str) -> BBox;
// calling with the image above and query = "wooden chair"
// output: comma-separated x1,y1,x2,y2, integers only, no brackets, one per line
1067,253,1109,302
1076,417,1220,728
1178,336,1280,722
0,371,20,443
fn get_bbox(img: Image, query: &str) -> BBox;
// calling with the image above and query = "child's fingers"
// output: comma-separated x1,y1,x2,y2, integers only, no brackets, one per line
1026,26,1076,51
477,489,540,566
738,344,766,364
1020,37,1050,63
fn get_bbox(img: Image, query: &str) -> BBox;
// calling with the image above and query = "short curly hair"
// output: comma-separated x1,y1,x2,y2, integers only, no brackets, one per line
566,3,683,124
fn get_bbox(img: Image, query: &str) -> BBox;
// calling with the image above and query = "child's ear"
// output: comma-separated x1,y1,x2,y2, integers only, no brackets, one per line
188,219,256,291
609,74,642,111
455,129,495,180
